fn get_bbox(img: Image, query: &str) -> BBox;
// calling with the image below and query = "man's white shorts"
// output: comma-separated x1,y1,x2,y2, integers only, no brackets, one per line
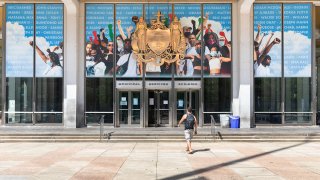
184,129,194,141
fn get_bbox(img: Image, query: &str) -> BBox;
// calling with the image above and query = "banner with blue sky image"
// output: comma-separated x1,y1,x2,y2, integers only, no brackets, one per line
174,4,201,78
85,4,114,77
115,4,143,78
203,4,232,77
284,4,312,77
253,4,282,77
35,4,64,77
6,4,34,77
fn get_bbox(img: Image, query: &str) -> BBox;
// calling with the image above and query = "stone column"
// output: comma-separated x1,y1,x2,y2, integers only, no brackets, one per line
61,0,82,128
232,0,255,128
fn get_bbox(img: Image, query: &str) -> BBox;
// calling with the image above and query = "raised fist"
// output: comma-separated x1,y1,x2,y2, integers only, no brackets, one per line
273,38,281,44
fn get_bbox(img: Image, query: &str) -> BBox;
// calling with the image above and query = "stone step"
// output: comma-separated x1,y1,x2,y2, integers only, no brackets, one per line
1,138,320,143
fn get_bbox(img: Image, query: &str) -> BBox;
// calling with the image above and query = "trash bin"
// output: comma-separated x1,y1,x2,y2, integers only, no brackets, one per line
229,116,240,128
220,114,230,128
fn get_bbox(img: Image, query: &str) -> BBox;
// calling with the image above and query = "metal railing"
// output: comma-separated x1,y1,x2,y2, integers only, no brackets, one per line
99,115,105,142
210,115,216,142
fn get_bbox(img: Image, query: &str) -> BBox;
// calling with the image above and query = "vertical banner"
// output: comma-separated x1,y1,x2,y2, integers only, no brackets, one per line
204,4,232,77
35,4,64,77
145,4,173,78
284,4,312,77
174,4,201,77
85,4,114,77
6,4,34,77
253,4,282,77
115,4,143,78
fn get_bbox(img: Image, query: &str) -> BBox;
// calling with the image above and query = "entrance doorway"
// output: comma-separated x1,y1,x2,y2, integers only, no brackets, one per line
118,91,142,126
175,90,200,125
147,90,170,127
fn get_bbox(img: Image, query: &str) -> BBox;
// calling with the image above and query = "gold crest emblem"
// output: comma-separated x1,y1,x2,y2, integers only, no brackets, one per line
132,11,185,66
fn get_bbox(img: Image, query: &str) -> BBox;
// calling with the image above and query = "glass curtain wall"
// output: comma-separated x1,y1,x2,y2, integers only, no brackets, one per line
254,3,313,125
202,4,232,124
84,3,233,125
85,4,114,124
5,4,64,124
316,6,320,125
0,6,3,117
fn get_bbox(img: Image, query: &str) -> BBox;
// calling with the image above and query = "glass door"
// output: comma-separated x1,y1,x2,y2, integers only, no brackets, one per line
176,90,199,124
148,90,169,126
118,91,141,126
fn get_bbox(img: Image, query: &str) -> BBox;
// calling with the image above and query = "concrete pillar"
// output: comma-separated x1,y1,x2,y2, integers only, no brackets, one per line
233,0,255,128
62,0,81,128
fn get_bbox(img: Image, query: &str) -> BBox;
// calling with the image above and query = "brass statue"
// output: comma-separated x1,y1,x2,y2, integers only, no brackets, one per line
131,11,185,66
135,17,147,52
170,16,183,52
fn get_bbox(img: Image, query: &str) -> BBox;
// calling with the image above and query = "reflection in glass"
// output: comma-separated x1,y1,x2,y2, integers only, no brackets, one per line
36,78,63,112
285,113,311,124
35,113,62,123
131,110,140,124
285,78,311,112
6,78,33,112
255,78,281,112
203,113,221,124
203,78,231,112
160,110,169,124
119,110,128,124
5,113,32,124
255,113,281,124
86,113,113,124
86,78,113,112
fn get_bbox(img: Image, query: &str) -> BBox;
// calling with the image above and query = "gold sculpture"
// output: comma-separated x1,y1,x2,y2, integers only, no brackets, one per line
132,11,186,66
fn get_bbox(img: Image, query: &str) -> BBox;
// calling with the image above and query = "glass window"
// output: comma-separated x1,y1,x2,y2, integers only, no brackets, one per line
0,6,2,112
255,78,281,112
316,6,320,125
204,4,232,77
253,4,282,78
144,4,173,78
86,113,113,124
6,4,34,78
86,78,114,112
35,4,64,78
203,78,231,112
285,113,312,124
255,113,282,124
36,78,63,112
283,4,312,78
174,4,201,78
285,78,311,112
115,4,143,78
85,4,115,78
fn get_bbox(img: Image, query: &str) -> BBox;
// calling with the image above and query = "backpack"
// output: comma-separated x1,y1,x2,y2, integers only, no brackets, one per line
184,113,195,130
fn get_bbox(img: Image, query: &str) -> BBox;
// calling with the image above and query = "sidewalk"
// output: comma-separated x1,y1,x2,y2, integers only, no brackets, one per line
0,142,319,179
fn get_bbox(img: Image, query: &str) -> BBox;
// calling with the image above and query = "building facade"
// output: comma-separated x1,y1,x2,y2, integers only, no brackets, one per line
0,0,320,128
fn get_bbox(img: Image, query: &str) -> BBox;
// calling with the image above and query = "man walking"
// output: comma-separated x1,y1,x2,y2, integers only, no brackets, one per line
178,107,198,154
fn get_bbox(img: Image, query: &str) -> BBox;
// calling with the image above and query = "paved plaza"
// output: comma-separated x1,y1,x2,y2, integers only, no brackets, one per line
0,142,319,179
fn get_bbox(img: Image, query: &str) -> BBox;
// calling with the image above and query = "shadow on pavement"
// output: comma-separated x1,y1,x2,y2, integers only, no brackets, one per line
160,141,309,180
192,148,210,154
